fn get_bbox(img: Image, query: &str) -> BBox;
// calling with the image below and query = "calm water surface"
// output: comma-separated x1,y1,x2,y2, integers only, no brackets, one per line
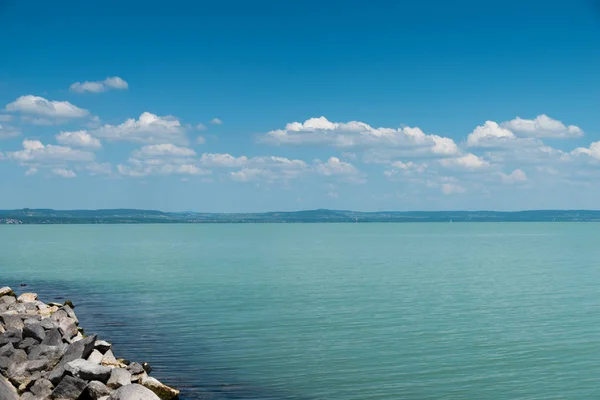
1,223,600,399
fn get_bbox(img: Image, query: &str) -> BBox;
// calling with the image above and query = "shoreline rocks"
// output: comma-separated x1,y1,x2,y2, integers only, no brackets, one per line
0,286,179,400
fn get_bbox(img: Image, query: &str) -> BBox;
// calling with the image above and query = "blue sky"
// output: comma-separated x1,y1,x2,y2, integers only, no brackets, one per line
1,0,600,212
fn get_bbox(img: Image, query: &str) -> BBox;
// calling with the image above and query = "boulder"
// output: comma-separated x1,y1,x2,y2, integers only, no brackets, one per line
127,363,146,382
107,368,132,389
28,344,66,367
65,359,112,382
18,337,40,352
139,376,180,400
88,349,104,364
94,340,111,354
51,375,88,400
1,315,24,331
101,350,120,367
40,306,59,318
85,380,111,399
0,342,14,357
20,392,37,400
30,377,54,397
17,293,38,303
0,329,23,346
0,374,19,400
60,305,78,324
108,384,160,400
42,328,63,347
0,348,27,374
23,323,46,342
0,287,16,298
47,335,96,384
0,295,16,305
40,318,59,331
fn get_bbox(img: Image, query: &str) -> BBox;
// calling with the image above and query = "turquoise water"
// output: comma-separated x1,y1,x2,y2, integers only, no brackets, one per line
2,223,600,399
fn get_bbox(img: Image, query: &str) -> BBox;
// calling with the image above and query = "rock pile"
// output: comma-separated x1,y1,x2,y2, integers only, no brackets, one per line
0,287,179,400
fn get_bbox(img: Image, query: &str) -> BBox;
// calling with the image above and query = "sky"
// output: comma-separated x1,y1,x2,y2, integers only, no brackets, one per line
1,0,600,212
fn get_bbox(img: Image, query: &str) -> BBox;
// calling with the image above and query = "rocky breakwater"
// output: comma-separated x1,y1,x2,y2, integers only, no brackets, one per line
0,287,180,400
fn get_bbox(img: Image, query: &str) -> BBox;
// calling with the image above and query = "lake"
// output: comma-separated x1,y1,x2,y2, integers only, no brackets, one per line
2,223,600,399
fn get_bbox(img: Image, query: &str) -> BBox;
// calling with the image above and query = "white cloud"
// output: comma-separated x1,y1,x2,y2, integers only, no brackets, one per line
315,157,359,176
467,121,516,147
117,159,210,177
196,135,206,144
103,77,128,90
196,123,207,131
200,153,248,167
439,153,490,170
131,143,196,159
441,183,466,195
210,118,223,125
384,161,427,178
84,162,112,176
0,124,20,139
25,167,37,176
5,95,89,118
56,130,102,149
0,115,13,122
261,116,459,156
8,140,95,164
230,168,272,182
52,168,77,178
572,141,600,159
92,112,188,144
502,115,582,138
500,169,527,184
70,76,129,93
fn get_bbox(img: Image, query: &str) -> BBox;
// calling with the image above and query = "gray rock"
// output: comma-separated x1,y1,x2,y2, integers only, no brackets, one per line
0,342,14,357
24,317,41,326
40,318,59,331
0,295,16,305
18,337,40,352
1,315,24,331
88,349,104,364
59,321,78,341
42,328,64,347
0,329,22,346
31,377,54,397
51,375,88,400
107,368,132,389
23,302,38,314
94,340,112,354
17,293,38,303
13,303,27,313
139,375,180,400
65,359,112,382
20,392,37,400
0,347,26,369
0,374,19,400
23,323,46,342
0,287,15,298
25,358,54,373
100,350,120,367
85,380,111,399
127,363,146,382
60,305,79,324
108,384,160,400
47,334,96,384
28,344,66,366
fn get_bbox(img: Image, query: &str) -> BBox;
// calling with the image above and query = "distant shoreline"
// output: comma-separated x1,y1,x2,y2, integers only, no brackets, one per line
2,208,600,224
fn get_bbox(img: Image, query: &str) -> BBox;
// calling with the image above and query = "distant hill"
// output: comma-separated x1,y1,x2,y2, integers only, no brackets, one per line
1,208,600,224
